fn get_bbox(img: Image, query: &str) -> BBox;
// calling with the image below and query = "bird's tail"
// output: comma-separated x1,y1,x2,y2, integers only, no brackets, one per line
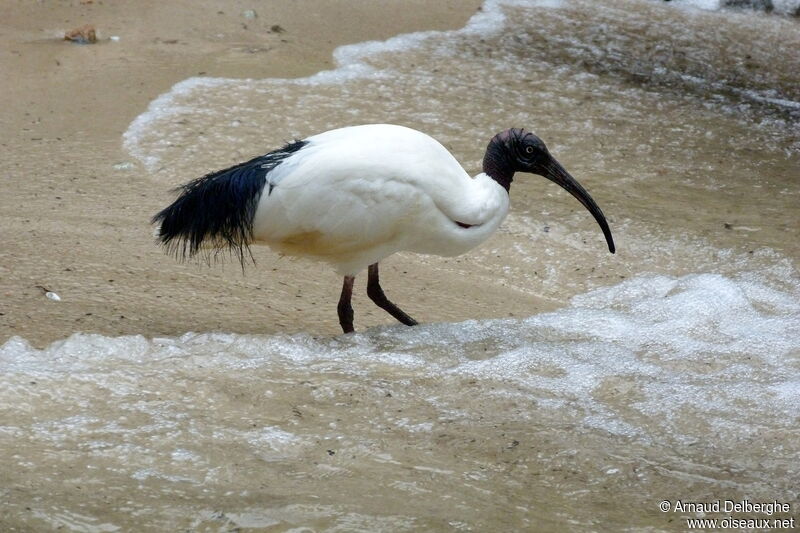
151,140,307,267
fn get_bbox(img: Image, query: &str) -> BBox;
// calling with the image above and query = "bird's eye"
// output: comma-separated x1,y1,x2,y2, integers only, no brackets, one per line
525,146,534,154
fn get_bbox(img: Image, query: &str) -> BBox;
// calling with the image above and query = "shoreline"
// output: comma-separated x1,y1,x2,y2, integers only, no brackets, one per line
0,0,499,348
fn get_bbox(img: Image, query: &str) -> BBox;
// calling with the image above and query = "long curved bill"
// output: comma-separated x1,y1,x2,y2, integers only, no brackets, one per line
543,157,616,254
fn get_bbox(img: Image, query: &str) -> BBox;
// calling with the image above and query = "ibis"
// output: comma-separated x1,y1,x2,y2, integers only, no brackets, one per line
153,124,615,333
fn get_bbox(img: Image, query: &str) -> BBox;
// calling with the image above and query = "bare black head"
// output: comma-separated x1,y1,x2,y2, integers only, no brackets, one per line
483,128,615,254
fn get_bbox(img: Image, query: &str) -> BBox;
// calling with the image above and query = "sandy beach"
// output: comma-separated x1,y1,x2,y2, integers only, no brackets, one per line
0,0,502,347
2,1,798,531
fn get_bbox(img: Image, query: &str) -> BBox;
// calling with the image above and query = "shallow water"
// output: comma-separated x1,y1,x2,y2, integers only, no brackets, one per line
4,0,800,530
2,268,799,530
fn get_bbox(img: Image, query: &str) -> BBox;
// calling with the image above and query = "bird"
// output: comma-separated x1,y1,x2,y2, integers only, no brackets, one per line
152,124,615,333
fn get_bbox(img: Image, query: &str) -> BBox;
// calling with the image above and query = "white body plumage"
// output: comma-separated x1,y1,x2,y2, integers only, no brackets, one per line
252,124,509,275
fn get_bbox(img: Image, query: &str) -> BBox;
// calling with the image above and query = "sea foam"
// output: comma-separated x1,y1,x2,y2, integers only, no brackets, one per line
669,0,800,15
122,0,564,172
123,0,799,174
3,270,798,444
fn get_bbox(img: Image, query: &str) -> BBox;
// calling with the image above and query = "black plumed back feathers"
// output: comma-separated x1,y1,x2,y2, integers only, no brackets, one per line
152,140,307,266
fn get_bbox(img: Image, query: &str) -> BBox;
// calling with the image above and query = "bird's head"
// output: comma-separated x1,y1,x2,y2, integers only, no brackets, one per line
483,128,615,254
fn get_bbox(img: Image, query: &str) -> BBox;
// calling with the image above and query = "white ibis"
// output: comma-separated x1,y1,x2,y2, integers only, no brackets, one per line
153,124,615,333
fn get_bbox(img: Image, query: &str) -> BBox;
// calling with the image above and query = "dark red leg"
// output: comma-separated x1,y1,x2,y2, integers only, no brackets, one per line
338,275,355,333
366,263,418,326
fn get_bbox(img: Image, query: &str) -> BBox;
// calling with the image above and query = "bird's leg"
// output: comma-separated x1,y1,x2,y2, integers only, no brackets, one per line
338,275,355,334
366,263,418,326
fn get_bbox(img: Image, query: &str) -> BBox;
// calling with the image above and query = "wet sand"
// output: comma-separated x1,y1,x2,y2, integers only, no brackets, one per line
2,2,799,531
0,0,514,348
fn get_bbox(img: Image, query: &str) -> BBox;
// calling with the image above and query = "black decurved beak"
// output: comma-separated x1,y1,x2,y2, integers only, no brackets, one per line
542,157,615,254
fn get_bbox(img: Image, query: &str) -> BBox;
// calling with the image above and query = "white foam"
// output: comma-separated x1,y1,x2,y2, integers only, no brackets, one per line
668,0,723,10
737,89,800,110
122,0,567,171
2,269,798,444
29,509,121,533
666,0,800,14
773,0,800,14
3,267,799,529
124,77,233,171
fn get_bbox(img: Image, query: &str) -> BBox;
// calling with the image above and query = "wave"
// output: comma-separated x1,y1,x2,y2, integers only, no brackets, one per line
123,0,564,172
4,270,798,445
